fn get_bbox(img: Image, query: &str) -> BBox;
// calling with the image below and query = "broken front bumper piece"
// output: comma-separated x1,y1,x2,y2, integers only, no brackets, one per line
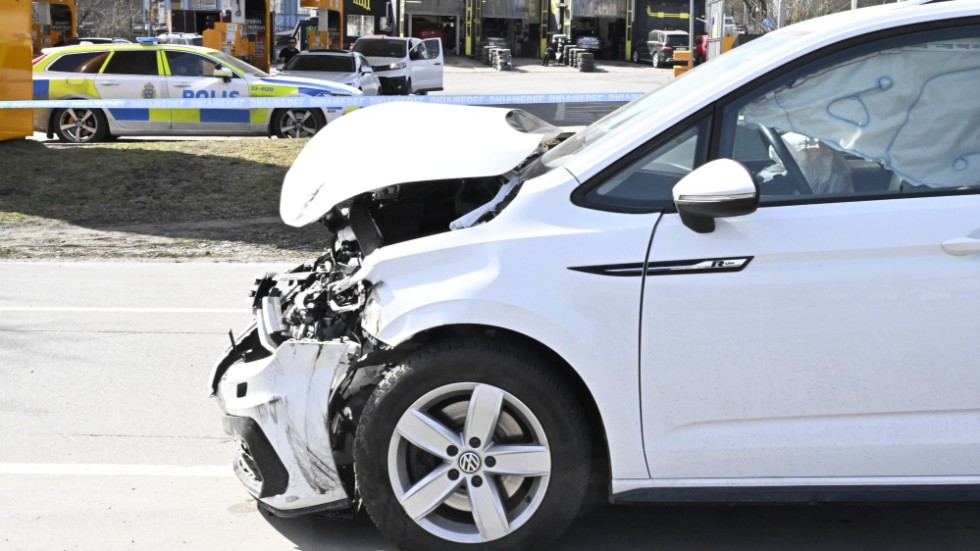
211,313,360,517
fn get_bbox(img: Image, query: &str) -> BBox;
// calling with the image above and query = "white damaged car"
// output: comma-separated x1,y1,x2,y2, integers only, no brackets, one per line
211,2,980,549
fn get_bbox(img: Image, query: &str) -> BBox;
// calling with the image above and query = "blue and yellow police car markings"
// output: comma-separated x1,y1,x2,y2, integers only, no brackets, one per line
161,54,251,125
106,81,168,123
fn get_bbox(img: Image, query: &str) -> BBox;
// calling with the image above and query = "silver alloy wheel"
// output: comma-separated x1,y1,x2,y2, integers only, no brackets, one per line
387,382,552,544
58,108,99,142
277,109,319,138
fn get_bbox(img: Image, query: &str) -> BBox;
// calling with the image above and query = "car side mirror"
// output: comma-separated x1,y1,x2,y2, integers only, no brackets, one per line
672,159,759,233
214,67,233,82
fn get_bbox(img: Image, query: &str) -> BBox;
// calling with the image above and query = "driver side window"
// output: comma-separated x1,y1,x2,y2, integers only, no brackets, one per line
165,51,221,78
720,25,980,203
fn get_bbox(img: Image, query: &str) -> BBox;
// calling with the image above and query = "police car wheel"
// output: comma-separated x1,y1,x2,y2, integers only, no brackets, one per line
271,108,325,139
53,107,108,143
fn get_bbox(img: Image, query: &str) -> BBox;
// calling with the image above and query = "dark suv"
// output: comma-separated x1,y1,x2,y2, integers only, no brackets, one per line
647,29,689,68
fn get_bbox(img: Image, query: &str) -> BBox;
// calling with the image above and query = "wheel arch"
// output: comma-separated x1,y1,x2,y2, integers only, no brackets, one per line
45,97,104,136
355,323,612,498
48,102,112,142
268,106,328,137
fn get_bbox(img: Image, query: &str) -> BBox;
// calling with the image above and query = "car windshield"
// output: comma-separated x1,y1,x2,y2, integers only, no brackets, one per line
539,31,797,168
210,51,269,77
353,39,407,58
285,54,355,72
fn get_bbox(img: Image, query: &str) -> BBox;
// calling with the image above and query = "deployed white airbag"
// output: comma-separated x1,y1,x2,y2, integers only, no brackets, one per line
743,39,980,188
776,132,854,194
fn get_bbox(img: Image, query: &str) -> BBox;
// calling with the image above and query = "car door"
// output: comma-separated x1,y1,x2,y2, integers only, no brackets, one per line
640,23,980,485
646,31,662,61
95,49,170,132
163,50,251,132
409,38,444,93
354,53,381,96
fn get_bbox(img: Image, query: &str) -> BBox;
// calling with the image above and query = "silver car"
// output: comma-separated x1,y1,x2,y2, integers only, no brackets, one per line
278,50,382,96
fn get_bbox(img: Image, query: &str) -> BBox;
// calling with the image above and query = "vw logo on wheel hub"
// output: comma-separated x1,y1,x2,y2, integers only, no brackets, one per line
458,451,482,474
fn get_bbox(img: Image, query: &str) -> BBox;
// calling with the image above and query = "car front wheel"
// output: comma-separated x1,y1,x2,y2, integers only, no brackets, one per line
271,108,325,138
354,338,590,551
53,107,108,143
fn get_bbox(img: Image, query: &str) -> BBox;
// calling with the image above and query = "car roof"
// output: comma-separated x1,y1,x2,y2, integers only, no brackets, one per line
42,42,221,55
67,37,115,43
302,49,355,55
355,35,416,43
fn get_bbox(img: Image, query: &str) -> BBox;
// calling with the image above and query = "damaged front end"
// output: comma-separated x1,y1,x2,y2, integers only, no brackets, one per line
208,262,363,514
209,102,567,518
210,223,401,516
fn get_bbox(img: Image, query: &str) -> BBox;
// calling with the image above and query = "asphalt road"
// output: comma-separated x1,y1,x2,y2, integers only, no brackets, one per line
1,262,978,551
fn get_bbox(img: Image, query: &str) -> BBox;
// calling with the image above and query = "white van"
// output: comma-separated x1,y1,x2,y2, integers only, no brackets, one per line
352,36,443,95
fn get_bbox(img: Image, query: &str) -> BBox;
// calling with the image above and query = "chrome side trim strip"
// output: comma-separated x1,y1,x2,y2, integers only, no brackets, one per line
568,257,752,277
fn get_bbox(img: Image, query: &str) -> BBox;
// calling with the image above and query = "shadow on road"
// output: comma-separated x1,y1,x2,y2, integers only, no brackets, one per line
259,501,980,550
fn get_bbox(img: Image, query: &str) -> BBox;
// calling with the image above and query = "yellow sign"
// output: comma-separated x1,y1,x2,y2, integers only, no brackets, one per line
353,0,370,9
1,0,33,140
646,7,689,19
300,0,342,9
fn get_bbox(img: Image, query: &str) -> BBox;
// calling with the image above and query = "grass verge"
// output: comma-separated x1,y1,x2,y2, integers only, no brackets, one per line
0,137,324,261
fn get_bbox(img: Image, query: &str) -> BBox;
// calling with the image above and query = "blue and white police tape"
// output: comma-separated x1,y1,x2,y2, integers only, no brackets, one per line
0,92,643,110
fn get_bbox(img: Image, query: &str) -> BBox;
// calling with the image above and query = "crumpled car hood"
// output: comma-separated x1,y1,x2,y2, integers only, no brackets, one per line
280,102,560,227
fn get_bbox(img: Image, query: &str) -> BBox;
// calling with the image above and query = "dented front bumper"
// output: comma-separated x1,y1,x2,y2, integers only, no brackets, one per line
211,323,360,516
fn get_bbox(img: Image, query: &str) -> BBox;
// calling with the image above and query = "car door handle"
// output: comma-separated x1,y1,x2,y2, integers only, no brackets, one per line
434,62,442,66
173,83,192,88
941,237,980,256
100,81,120,86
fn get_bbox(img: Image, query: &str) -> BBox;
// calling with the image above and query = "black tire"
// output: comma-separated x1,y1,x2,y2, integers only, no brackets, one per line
354,338,590,551
654,51,664,68
52,107,108,143
631,50,639,63
271,108,325,138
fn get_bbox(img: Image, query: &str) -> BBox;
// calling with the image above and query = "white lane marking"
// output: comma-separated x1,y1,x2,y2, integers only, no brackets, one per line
0,307,248,314
0,463,232,477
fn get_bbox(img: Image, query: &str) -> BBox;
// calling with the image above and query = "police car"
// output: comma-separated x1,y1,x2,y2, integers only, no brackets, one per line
32,39,361,143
